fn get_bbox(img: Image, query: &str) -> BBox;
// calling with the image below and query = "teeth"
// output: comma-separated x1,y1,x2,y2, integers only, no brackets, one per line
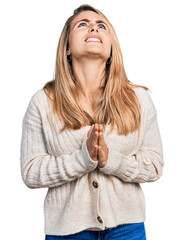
86,38,101,42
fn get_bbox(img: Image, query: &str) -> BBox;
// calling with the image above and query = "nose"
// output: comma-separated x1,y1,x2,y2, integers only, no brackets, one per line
88,24,98,32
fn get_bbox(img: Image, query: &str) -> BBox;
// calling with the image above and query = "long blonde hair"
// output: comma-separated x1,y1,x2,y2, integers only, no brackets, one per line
43,4,148,136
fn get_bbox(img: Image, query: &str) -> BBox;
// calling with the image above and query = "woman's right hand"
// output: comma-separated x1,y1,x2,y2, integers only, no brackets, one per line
86,124,99,162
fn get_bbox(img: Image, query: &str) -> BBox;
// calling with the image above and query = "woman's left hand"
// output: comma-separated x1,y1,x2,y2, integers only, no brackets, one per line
96,124,109,168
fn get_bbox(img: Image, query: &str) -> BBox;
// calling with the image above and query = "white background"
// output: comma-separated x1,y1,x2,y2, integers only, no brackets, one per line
0,0,183,239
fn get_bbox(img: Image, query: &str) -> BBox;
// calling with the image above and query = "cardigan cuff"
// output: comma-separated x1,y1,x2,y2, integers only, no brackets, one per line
98,149,140,181
81,137,98,172
98,148,122,175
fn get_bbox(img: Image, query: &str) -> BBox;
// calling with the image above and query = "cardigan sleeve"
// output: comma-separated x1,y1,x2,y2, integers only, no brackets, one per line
20,93,98,189
98,90,164,183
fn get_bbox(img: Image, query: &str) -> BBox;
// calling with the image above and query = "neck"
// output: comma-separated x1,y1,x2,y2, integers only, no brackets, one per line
72,57,106,101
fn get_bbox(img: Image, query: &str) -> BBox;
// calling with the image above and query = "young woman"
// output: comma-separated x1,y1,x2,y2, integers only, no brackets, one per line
20,4,164,240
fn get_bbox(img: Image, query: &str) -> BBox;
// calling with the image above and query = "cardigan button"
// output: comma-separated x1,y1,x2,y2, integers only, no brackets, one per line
92,181,99,188
97,216,103,223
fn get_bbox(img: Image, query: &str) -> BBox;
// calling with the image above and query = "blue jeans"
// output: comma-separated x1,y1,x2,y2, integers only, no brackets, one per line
45,222,146,240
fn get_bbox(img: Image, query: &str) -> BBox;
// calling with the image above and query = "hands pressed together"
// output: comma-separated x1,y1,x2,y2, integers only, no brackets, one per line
86,124,109,168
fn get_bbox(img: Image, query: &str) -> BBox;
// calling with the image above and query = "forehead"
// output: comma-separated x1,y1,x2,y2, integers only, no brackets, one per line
71,11,106,29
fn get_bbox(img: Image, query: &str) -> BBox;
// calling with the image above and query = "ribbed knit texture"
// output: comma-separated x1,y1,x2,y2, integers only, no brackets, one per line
20,87,164,236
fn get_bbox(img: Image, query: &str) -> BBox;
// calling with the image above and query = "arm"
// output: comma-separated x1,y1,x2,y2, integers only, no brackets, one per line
98,91,164,183
20,94,98,189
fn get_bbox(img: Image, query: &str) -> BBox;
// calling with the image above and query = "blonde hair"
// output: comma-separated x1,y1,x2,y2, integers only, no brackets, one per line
43,4,148,136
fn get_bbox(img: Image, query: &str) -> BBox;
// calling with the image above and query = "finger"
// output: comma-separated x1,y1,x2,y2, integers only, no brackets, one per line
89,124,96,141
96,124,101,145
94,127,99,146
94,144,98,160
88,124,97,149
98,131,103,146
92,123,98,144
87,124,94,138
95,123,99,132
97,145,102,162
99,124,103,133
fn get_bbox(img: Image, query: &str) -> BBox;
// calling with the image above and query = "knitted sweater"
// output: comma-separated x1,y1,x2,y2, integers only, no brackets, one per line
20,87,164,236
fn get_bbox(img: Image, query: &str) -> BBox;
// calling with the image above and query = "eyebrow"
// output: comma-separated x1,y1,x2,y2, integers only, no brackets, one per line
73,18,108,28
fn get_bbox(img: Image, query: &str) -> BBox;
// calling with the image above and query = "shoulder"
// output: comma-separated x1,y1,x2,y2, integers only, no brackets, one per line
132,87,157,120
23,88,49,123
132,87,150,101
26,88,51,115
29,88,47,106
132,86,153,105
23,88,55,128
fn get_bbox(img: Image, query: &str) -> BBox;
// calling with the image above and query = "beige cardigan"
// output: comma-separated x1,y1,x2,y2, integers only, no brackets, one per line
20,87,164,236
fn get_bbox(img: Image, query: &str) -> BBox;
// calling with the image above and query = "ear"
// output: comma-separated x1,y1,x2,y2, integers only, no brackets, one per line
67,49,71,55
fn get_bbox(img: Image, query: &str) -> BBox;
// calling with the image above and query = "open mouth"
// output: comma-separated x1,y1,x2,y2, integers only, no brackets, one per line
85,37,102,43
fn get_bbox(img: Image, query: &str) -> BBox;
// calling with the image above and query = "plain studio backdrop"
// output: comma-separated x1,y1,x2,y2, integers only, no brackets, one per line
0,0,183,239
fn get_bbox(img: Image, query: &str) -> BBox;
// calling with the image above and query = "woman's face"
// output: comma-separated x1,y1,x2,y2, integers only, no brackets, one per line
68,11,112,62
